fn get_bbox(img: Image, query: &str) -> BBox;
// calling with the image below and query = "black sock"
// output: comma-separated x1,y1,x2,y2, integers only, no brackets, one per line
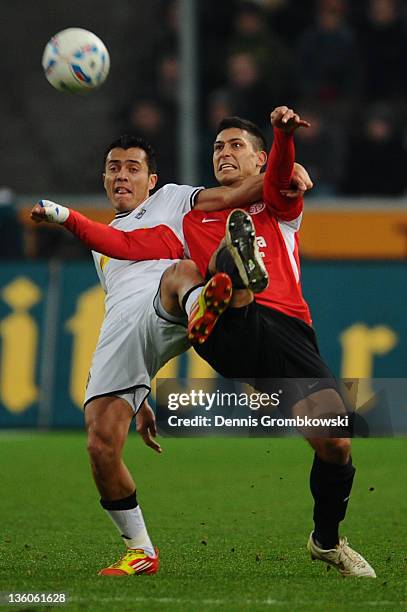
215,247,246,289
100,490,138,510
310,454,355,549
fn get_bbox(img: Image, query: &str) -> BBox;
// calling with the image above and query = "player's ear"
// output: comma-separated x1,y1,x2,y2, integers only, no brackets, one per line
148,173,158,190
102,172,107,189
257,150,267,169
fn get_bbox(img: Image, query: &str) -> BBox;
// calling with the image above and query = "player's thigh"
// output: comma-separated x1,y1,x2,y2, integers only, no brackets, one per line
85,395,134,450
147,294,190,376
85,289,162,407
194,302,261,378
160,259,201,295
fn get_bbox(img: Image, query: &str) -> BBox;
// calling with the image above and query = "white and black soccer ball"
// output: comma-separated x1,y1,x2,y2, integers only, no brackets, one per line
42,28,110,93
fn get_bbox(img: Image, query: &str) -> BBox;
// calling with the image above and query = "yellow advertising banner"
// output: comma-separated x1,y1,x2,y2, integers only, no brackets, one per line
19,200,407,259
300,206,407,259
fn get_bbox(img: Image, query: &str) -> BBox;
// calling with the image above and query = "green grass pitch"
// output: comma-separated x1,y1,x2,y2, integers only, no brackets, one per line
0,433,406,611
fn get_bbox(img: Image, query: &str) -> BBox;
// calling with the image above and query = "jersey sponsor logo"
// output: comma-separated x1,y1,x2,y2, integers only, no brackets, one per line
249,202,265,215
135,207,147,219
201,218,221,223
256,236,267,257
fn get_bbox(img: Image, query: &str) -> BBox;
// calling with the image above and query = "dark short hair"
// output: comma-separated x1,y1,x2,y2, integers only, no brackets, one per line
215,116,267,152
103,135,157,174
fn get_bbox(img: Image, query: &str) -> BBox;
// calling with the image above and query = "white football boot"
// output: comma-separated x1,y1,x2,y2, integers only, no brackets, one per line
307,532,376,578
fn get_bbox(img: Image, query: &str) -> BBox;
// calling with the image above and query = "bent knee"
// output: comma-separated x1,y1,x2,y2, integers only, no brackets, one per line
315,438,351,465
160,260,199,291
87,430,119,465
172,259,200,278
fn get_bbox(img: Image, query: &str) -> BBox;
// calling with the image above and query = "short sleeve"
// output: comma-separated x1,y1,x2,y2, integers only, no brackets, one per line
162,183,204,217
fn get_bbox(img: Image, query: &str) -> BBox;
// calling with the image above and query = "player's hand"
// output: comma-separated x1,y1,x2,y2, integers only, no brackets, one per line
136,400,162,454
30,199,70,224
281,162,314,198
271,106,311,134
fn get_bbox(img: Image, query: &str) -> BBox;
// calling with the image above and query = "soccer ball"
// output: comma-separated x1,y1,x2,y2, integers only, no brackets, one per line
42,28,110,93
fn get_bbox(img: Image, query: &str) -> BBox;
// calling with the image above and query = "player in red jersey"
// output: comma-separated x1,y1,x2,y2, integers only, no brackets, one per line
31,107,375,577
178,110,374,576
182,109,374,576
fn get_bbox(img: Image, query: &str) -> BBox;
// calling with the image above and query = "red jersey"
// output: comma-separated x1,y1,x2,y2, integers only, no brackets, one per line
183,203,311,324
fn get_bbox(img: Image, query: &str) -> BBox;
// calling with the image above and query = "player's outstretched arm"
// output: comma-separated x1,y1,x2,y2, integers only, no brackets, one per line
30,200,184,261
263,106,311,221
194,174,264,211
193,164,312,210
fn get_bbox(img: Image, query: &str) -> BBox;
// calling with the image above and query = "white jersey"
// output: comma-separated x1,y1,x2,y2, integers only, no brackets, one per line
85,183,203,412
92,183,203,313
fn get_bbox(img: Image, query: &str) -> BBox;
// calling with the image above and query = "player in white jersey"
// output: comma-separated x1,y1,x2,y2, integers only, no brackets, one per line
85,182,204,413
32,134,300,576
81,139,196,576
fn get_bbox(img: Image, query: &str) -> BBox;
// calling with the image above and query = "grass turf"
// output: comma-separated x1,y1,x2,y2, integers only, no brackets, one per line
0,433,406,611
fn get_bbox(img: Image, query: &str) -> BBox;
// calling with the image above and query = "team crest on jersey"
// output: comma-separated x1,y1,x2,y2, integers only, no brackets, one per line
135,207,147,219
249,202,265,215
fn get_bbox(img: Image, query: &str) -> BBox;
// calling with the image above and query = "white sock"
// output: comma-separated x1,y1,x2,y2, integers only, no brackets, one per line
105,506,155,556
184,287,203,316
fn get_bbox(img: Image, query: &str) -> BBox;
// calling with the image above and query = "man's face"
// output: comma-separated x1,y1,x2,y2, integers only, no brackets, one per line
213,128,267,186
103,147,158,211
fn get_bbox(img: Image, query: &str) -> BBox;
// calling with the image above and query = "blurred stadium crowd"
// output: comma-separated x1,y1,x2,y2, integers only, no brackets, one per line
124,0,407,196
1,0,407,259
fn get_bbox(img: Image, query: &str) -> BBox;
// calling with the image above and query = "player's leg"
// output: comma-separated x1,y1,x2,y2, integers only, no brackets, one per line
291,389,354,551
258,316,355,560
85,396,158,576
159,259,205,319
160,208,268,343
85,396,134,499
159,260,233,344
292,388,376,577
306,422,354,552
257,309,375,577
306,437,376,577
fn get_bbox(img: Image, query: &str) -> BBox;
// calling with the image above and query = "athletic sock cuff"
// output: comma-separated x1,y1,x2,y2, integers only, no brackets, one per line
313,454,354,474
100,491,138,510
181,283,205,314
311,455,356,489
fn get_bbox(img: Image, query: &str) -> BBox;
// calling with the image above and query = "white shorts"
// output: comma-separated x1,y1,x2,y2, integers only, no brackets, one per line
84,283,189,413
